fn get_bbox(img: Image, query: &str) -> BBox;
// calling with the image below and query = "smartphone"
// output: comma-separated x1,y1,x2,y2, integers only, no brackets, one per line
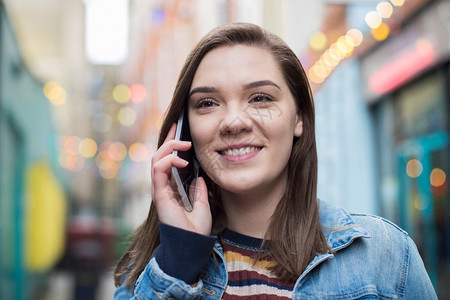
171,109,200,211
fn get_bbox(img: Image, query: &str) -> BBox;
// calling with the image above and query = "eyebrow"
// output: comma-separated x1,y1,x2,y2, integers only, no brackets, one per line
243,80,281,90
189,86,220,98
188,80,281,98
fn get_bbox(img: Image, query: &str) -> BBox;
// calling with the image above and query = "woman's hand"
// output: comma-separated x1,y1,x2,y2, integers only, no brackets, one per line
151,123,212,236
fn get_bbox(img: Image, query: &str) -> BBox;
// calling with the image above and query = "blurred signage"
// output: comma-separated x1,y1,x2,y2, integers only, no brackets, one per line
361,0,450,103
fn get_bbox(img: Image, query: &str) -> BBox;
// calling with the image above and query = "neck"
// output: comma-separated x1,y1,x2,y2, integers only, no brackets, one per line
220,174,287,239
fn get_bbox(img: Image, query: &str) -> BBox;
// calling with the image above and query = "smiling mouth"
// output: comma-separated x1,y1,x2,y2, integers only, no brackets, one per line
218,146,262,156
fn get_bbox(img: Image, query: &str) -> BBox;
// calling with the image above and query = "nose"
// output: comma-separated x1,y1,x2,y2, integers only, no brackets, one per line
219,105,252,136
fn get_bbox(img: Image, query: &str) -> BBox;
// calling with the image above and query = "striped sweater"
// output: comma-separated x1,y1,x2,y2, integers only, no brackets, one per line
220,229,295,299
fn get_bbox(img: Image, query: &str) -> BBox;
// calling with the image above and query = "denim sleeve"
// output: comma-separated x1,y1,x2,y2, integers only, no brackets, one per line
403,236,438,299
114,223,217,299
114,258,205,299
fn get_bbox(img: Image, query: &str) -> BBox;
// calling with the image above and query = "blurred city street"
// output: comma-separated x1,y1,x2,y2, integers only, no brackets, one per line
1,0,449,299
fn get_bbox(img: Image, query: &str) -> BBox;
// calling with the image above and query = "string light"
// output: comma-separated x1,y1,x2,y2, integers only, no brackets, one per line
346,29,363,47
365,11,382,29
307,0,399,85
371,23,390,41
377,2,393,18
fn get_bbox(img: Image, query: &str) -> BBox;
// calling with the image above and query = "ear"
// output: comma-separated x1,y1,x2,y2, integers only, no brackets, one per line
294,110,303,137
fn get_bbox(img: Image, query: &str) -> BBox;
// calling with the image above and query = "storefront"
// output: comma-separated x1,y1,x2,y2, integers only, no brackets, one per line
361,0,450,296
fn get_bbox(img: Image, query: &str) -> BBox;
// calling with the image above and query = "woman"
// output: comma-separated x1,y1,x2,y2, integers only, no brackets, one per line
114,23,436,299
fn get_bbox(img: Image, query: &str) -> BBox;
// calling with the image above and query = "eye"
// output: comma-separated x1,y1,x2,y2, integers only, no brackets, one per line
250,93,275,103
196,98,217,109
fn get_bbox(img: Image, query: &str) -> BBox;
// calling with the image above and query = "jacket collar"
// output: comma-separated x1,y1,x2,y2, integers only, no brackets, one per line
319,200,370,252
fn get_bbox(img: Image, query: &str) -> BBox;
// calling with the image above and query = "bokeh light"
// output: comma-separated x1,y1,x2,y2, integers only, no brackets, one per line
318,60,332,72
97,160,118,179
97,156,115,170
390,0,405,7
337,36,354,56
322,51,339,67
309,31,327,51
113,84,130,103
365,11,382,29
109,142,127,162
313,64,328,79
371,22,390,41
406,159,423,178
377,2,393,18
130,84,147,103
118,107,137,126
308,67,325,84
43,81,67,106
129,143,148,162
64,136,81,155
58,152,85,172
78,138,98,158
321,50,339,71
95,148,119,179
346,29,363,47
430,168,446,187
328,47,343,61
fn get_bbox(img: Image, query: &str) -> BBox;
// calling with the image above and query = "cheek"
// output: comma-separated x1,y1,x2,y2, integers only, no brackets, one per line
189,113,219,147
189,122,215,160
188,114,203,145
267,117,296,155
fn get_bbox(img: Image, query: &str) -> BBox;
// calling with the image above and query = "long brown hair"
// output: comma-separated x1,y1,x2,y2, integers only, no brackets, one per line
114,22,330,288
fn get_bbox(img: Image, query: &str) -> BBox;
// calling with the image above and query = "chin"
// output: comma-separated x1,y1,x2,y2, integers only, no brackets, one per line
213,175,264,195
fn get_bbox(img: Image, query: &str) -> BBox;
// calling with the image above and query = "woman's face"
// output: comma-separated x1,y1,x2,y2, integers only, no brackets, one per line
188,45,303,196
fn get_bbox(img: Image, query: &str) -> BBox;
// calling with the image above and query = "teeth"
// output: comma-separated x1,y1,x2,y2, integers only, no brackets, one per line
223,146,260,156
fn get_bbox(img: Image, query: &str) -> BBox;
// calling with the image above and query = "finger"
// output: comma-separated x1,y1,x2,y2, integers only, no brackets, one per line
152,139,192,165
163,123,177,144
152,154,189,191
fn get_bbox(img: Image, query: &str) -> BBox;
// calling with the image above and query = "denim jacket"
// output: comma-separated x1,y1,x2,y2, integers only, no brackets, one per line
115,201,437,299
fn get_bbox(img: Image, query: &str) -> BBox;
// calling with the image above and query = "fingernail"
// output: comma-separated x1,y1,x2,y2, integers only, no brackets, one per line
181,141,191,145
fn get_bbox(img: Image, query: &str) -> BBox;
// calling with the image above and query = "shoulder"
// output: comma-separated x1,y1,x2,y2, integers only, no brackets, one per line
345,212,412,260
347,213,419,271
319,201,413,268
298,204,436,299
350,212,409,241
319,200,410,246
